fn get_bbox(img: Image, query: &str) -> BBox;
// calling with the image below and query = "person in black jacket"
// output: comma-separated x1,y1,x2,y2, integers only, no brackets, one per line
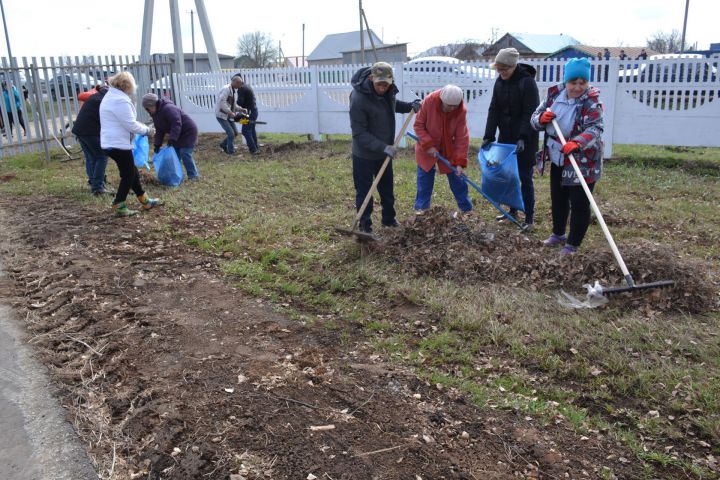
349,62,418,233
482,48,540,230
235,75,260,154
71,85,110,195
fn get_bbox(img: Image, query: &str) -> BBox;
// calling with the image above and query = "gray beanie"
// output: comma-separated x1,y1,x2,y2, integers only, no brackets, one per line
492,48,520,68
141,93,159,108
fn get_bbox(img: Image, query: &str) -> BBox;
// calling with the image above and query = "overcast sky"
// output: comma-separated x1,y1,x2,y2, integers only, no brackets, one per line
1,0,716,60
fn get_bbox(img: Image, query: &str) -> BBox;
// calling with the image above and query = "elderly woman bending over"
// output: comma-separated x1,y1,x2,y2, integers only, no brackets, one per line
100,71,162,217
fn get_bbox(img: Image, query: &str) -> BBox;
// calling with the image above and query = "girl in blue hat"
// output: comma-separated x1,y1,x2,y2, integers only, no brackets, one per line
530,58,604,255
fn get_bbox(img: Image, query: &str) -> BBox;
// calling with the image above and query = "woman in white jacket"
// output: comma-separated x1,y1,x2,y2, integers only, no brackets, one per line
100,72,162,217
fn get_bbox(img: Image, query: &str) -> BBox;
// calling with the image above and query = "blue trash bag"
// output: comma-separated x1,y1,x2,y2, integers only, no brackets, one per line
132,134,150,170
152,146,184,187
478,143,525,213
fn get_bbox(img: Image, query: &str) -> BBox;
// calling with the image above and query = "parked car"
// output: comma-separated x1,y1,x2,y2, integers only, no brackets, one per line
48,73,97,100
619,54,718,83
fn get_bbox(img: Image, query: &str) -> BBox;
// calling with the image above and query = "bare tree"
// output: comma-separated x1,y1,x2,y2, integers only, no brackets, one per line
417,40,489,60
646,30,682,54
236,32,279,68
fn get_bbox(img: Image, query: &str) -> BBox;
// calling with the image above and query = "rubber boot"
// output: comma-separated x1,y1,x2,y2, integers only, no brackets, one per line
112,202,138,217
137,192,164,211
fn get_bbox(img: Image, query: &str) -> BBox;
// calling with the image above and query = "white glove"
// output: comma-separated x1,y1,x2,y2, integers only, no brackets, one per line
146,126,156,138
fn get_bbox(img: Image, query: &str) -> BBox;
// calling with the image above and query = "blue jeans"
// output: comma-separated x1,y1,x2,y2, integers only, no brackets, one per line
217,117,238,154
241,108,259,153
175,147,199,179
77,135,108,192
352,154,395,229
414,165,472,212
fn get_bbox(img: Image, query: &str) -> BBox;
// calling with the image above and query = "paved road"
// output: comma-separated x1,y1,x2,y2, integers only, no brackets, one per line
0,263,97,480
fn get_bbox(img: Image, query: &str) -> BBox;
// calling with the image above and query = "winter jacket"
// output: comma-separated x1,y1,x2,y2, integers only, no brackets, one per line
531,83,604,186
236,84,256,110
78,87,98,108
2,86,22,111
214,84,239,120
72,87,108,137
413,89,469,174
99,87,151,150
149,97,198,149
483,63,540,169
349,66,413,161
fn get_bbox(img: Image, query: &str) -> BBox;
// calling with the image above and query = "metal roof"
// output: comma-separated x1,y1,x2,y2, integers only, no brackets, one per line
308,30,384,61
510,33,581,53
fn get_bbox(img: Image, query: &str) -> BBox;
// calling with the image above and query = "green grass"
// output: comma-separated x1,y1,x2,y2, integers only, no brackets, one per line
2,137,719,478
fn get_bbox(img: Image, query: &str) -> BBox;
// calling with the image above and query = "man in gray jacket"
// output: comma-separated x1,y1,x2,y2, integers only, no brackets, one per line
214,75,245,155
349,62,417,233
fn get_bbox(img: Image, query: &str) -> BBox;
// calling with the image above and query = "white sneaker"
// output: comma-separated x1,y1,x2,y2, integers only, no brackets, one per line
414,209,427,216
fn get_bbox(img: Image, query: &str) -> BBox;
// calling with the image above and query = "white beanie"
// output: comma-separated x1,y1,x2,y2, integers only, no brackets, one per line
492,47,520,68
439,84,463,106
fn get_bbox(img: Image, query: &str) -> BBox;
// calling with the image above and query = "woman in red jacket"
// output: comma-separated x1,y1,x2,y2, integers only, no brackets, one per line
413,84,472,214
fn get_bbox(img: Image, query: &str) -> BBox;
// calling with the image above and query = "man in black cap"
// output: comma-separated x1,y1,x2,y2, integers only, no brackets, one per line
349,61,419,233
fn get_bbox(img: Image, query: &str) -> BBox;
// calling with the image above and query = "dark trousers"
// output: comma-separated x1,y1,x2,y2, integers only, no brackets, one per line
508,163,535,223
241,108,259,153
352,154,395,229
105,148,145,205
5,110,26,135
550,163,594,247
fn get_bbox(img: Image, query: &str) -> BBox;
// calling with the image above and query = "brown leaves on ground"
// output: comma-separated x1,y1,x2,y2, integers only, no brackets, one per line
372,207,718,314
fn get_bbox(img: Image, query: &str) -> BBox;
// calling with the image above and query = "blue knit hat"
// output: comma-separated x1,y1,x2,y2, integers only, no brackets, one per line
564,58,591,82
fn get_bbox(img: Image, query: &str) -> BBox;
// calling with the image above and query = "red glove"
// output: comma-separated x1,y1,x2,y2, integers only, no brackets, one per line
561,141,580,155
539,111,556,124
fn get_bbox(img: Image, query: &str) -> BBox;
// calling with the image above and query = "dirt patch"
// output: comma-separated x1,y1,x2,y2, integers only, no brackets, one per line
0,195,655,479
372,207,718,314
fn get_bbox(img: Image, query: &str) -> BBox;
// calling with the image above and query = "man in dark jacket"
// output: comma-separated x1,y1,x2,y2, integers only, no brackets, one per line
142,93,199,180
349,62,417,233
71,85,110,195
235,76,260,155
482,48,540,230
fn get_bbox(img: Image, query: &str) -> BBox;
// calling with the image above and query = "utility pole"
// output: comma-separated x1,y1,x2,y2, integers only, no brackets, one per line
302,23,305,67
0,0,13,60
189,9,196,72
359,0,365,64
680,0,690,52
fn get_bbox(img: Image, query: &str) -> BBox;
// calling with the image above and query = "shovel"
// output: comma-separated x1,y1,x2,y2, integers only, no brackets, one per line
549,115,674,303
405,132,525,230
335,111,416,242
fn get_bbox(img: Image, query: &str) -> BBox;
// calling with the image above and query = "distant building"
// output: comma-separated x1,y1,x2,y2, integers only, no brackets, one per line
342,44,408,64
483,33,581,58
308,30,385,65
546,46,658,60
152,53,235,73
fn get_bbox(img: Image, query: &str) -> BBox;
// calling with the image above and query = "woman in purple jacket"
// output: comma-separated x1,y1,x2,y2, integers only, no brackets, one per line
142,93,200,180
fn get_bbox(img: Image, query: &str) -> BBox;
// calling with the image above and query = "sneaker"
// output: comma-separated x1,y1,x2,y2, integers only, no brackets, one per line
521,222,534,232
560,245,577,255
381,219,400,228
414,209,427,216
92,187,113,196
137,193,164,211
112,202,138,217
496,210,518,222
543,233,567,247
359,223,372,234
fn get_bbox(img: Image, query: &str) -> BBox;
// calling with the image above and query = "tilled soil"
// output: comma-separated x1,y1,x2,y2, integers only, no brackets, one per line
373,207,719,314
0,195,655,479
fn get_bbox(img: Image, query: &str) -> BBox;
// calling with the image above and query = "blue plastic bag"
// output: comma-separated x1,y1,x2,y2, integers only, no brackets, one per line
478,143,525,213
152,146,184,187
133,134,150,170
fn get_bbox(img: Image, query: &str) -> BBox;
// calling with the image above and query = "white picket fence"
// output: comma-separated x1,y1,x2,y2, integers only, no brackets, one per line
175,57,720,158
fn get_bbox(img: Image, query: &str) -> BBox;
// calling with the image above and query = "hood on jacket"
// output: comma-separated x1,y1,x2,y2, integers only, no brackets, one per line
351,66,399,97
155,96,176,112
503,63,537,81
